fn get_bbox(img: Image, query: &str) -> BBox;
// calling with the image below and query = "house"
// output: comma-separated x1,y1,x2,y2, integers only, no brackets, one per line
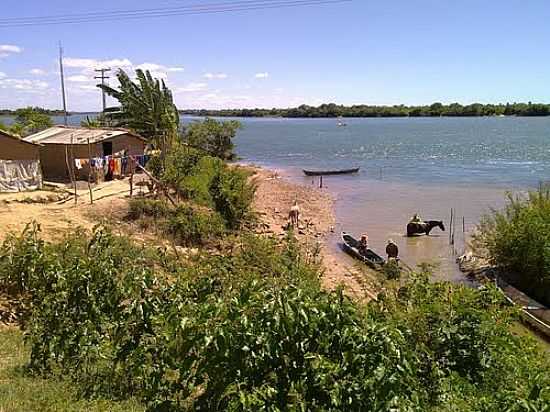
24,126,147,180
0,129,43,192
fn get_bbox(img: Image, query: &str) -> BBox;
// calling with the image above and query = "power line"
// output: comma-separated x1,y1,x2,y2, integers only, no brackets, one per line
0,0,351,28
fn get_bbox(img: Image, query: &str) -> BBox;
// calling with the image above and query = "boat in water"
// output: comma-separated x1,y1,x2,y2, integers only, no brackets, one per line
303,167,360,176
341,232,385,268
337,117,347,127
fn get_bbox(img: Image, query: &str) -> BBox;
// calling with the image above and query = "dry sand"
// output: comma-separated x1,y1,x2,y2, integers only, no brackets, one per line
249,166,380,300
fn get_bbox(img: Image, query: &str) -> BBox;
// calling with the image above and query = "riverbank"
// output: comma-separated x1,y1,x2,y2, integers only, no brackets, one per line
247,165,380,300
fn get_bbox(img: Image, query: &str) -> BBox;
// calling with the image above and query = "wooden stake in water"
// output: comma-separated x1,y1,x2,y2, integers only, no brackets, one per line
449,208,454,245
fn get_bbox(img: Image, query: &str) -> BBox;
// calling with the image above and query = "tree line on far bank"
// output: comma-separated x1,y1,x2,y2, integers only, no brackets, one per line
182,101,550,118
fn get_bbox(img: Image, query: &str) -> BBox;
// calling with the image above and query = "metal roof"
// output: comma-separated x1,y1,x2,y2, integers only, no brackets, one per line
0,129,40,147
23,126,146,145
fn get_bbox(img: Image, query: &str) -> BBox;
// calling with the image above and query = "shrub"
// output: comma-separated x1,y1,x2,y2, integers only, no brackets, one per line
127,198,171,220
166,205,226,245
185,118,241,160
475,188,550,306
209,166,256,229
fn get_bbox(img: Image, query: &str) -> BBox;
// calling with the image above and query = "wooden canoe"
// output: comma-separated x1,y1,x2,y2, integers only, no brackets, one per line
341,232,385,268
303,167,360,176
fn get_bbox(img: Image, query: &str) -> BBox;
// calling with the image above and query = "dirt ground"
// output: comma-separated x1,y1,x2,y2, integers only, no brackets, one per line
0,168,379,300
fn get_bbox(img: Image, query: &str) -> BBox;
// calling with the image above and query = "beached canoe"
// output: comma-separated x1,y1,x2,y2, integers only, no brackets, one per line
303,167,360,176
341,232,385,268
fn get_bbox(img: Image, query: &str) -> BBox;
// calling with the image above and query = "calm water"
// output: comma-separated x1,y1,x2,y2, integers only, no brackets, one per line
232,117,550,281
4,114,549,280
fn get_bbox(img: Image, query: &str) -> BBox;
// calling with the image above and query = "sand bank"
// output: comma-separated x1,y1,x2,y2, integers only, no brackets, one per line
248,165,379,300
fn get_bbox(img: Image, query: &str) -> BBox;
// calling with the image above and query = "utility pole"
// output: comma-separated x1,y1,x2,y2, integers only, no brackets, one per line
58,42,68,126
94,68,111,112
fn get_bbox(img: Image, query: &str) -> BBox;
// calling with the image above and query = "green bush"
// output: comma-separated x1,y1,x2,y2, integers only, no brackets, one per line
166,205,226,246
127,198,171,220
185,118,241,160
209,166,256,229
476,188,550,306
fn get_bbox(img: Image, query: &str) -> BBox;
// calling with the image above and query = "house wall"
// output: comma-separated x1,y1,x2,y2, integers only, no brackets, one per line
38,133,146,180
0,133,40,161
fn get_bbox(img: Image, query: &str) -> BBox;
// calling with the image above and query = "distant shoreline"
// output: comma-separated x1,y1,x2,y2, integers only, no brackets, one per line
4,101,550,119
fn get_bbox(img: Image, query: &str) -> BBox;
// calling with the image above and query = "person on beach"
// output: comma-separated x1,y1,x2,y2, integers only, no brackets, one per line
358,233,369,256
288,200,300,228
386,239,399,260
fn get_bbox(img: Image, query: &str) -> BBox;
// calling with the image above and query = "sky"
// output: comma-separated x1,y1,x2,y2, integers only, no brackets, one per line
0,0,549,111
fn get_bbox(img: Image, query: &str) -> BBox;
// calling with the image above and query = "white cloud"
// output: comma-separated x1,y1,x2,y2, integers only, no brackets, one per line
64,57,133,70
255,72,269,79
77,84,100,92
0,45,22,54
177,82,208,92
63,57,183,82
67,75,91,83
0,72,6,79
0,78,49,91
204,72,228,79
29,68,46,75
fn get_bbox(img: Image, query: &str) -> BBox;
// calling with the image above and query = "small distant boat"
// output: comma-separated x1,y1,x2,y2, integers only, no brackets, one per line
303,167,360,176
341,232,385,268
337,117,347,127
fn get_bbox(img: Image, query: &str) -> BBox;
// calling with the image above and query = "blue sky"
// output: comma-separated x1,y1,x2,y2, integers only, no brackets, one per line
1,0,549,111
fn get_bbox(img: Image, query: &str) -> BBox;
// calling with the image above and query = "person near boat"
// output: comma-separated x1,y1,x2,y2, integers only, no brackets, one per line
358,233,369,256
386,239,399,260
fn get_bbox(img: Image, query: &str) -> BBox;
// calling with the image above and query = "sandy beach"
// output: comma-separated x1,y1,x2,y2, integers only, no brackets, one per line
248,165,380,300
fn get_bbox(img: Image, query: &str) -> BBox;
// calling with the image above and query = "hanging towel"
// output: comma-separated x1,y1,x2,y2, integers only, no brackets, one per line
122,157,128,175
114,158,122,176
74,159,82,170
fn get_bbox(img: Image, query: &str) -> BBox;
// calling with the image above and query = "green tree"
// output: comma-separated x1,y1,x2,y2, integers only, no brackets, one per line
8,107,53,136
99,69,180,148
185,118,241,160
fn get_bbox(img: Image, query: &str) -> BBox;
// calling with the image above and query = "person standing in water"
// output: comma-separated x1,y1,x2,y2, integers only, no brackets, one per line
386,239,399,260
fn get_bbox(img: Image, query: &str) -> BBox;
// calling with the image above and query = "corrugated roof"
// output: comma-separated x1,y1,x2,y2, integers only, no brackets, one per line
23,126,146,145
0,129,40,147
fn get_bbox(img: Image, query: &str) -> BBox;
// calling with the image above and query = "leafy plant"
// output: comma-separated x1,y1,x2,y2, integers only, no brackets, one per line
185,118,241,160
475,188,550,306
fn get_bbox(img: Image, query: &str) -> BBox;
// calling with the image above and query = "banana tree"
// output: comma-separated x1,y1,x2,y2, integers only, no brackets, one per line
99,69,181,149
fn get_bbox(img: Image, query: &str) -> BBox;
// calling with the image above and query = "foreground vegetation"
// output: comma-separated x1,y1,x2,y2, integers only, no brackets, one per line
0,327,143,412
476,187,550,307
181,101,550,118
0,224,549,411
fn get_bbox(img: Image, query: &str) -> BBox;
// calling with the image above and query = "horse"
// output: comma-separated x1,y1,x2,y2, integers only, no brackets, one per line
406,220,445,237
288,201,300,228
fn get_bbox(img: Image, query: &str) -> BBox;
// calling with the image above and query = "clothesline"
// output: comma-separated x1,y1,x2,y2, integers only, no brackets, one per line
74,154,150,178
